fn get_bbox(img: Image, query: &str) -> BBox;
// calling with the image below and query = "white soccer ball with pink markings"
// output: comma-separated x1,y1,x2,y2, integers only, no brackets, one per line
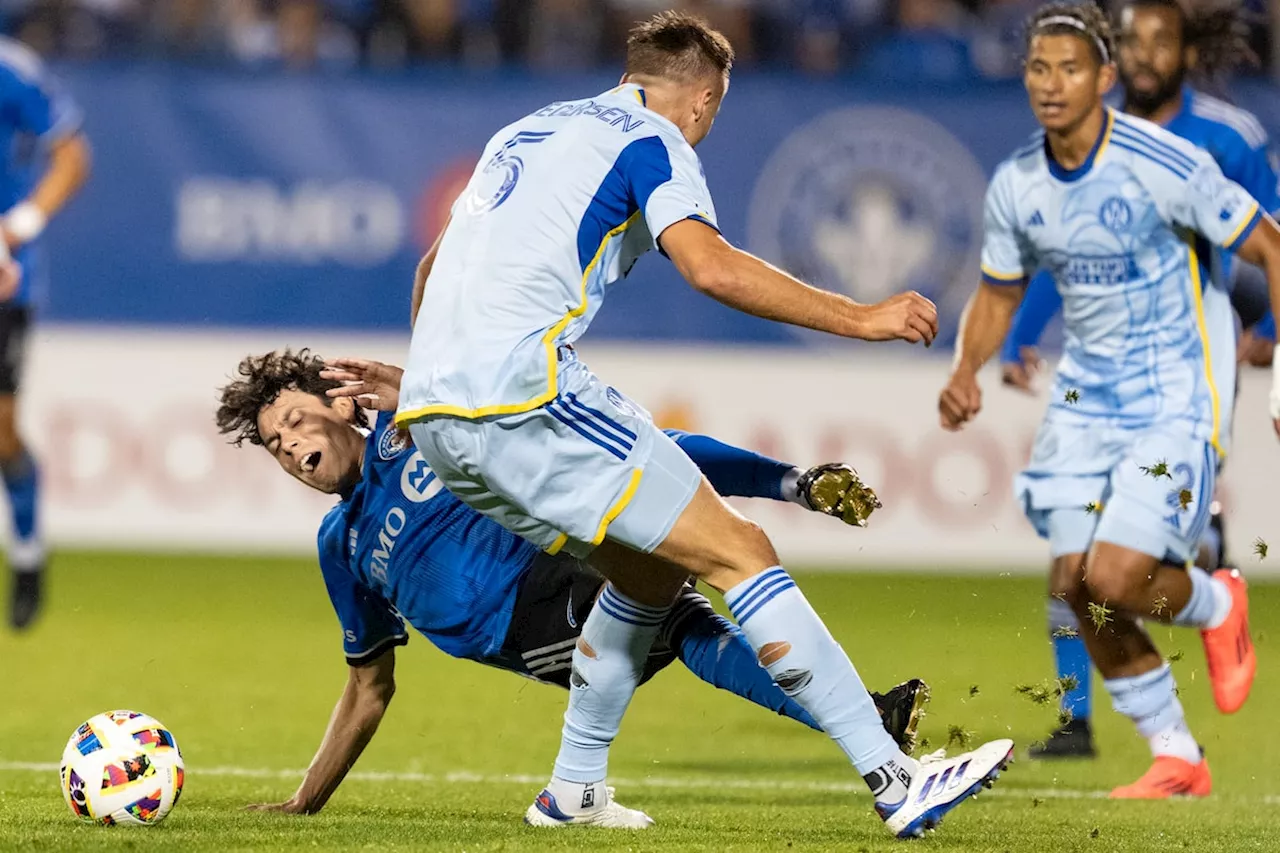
59,710,184,826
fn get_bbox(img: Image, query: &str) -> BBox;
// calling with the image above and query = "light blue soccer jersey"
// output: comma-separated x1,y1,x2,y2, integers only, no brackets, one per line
397,83,718,423
1001,87,1280,360
0,37,80,306
982,109,1262,455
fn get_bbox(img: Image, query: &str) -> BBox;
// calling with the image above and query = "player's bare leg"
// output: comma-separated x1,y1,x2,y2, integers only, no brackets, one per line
0,394,43,630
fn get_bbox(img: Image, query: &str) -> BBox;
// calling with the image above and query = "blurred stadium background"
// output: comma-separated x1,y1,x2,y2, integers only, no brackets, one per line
10,0,1279,568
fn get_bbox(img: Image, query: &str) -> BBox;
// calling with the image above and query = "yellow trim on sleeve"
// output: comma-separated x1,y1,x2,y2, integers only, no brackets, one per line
395,211,644,426
1222,200,1261,249
590,469,644,547
1093,109,1116,163
1184,238,1223,456
980,264,1026,281
545,532,569,556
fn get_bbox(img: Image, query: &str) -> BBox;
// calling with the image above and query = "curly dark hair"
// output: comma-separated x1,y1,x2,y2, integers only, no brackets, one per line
625,10,734,82
215,348,368,447
1119,0,1258,83
1025,2,1117,67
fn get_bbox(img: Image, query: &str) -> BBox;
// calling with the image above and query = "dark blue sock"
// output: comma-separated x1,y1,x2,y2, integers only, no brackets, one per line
1048,597,1092,722
666,430,794,501
664,589,820,731
2,450,39,542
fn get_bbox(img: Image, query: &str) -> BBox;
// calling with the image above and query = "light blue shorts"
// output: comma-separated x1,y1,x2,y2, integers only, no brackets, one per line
1016,420,1219,564
407,352,701,559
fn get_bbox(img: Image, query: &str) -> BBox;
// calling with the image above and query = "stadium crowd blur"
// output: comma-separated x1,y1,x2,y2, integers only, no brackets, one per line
1,0,1273,80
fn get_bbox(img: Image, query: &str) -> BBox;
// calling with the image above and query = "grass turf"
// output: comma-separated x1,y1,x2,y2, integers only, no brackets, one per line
2,552,1277,851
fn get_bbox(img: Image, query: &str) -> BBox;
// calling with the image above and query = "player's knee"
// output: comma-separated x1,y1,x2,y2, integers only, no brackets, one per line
1082,562,1148,609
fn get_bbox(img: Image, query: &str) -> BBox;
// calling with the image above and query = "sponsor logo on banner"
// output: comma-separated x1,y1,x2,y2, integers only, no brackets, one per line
175,178,404,266
746,107,988,345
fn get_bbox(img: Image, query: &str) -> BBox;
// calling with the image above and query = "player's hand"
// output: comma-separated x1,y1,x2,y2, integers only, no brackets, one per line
939,369,982,431
243,798,309,814
0,259,23,302
1001,346,1043,394
1239,329,1275,367
851,291,938,346
322,358,404,412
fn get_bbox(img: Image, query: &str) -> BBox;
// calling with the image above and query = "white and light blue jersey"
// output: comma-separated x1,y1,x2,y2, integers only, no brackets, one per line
982,109,1264,455
396,83,717,424
0,37,80,306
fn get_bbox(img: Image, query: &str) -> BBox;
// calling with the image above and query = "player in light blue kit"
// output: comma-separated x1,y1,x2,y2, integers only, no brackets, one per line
215,349,927,815
940,2,1280,799
0,37,91,630
395,11,1012,839
997,0,1278,759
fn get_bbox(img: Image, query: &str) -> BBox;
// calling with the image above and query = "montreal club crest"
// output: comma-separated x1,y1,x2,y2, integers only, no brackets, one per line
747,107,987,346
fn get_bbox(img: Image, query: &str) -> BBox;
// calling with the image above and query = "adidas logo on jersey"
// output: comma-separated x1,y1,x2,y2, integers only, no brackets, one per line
1027,211,1045,226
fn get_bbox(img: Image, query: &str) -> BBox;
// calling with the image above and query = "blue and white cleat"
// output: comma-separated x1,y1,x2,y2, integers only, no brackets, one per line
878,739,1014,839
524,781,654,829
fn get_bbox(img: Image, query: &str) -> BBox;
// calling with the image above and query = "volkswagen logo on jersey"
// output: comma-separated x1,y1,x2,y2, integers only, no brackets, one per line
746,107,987,347
400,451,444,504
377,424,412,461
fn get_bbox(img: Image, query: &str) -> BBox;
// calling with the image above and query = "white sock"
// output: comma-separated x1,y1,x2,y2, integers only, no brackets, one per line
10,538,44,573
781,468,806,507
551,585,669,787
724,566,914,805
1172,568,1232,630
1105,664,1199,762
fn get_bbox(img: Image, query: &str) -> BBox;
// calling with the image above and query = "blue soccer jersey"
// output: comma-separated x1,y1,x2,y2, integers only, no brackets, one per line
316,413,539,665
982,109,1261,454
1001,88,1280,360
0,37,81,306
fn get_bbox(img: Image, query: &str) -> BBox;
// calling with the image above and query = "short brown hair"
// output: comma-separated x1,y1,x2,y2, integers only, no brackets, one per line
215,348,367,447
625,11,734,82
1025,2,1116,66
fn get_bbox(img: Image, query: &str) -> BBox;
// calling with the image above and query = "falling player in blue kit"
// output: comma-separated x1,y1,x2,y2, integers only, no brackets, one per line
940,2,1280,799
394,11,1013,838
215,350,929,815
997,0,1279,759
0,37,90,630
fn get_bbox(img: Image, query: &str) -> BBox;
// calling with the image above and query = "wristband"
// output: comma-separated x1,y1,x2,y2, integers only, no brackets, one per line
4,202,46,245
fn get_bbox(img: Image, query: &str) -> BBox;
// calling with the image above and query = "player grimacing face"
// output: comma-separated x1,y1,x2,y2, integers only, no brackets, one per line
1118,6,1189,115
1024,34,1116,135
256,389,365,495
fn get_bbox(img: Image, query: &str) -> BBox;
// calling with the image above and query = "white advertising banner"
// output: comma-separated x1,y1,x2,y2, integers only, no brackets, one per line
22,327,1280,572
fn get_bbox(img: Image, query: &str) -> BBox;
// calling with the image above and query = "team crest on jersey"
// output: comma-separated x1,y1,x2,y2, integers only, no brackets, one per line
1099,197,1132,232
605,387,638,418
746,107,987,344
377,425,412,461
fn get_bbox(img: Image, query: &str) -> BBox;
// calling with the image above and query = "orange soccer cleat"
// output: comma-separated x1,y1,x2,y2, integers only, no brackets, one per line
1201,569,1256,714
1109,755,1212,799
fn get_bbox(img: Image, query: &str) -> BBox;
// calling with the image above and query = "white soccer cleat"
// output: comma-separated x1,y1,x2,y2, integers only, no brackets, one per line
878,738,1014,839
523,783,654,829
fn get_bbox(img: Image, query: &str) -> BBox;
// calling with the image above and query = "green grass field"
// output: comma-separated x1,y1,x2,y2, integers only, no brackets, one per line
2,552,1277,852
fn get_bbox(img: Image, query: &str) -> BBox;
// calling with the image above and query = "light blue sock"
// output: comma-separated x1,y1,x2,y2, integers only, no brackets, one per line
552,585,668,783
724,567,908,797
1105,664,1199,762
663,588,820,730
1048,597,1091,722
1172,567,1232,629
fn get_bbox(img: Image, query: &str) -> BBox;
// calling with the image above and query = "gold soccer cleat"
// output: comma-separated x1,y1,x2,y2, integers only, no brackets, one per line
796,463,882,527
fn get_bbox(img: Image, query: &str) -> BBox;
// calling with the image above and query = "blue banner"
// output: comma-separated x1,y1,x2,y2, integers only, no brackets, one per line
42,65,1280,347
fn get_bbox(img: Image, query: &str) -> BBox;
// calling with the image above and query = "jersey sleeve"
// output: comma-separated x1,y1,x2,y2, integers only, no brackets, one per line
980,165,1032,286
1217,128,1280,216
621,134,719,250
1000,271,1061,362
0,49,81,142
1172,151,1266,252
317,511,408,666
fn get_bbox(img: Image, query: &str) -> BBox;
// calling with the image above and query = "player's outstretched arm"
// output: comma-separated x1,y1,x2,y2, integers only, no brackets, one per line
1231,214,1280,437
659,219,938,345
18,132,90,241
939,281,1025,431
323,358,403,412
411,212,451,326
244,648,396,815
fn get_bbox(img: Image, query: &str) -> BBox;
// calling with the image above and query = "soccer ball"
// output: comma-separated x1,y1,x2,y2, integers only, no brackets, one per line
59,710,185,826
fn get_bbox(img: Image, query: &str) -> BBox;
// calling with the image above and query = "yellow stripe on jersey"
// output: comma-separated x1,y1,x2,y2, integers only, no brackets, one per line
1222,200,1260,249
591,468,644,546
1184,237,1223,457
395,211,644,425
1094,109,1116,163
979,264,1026,281
546,532,569,556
